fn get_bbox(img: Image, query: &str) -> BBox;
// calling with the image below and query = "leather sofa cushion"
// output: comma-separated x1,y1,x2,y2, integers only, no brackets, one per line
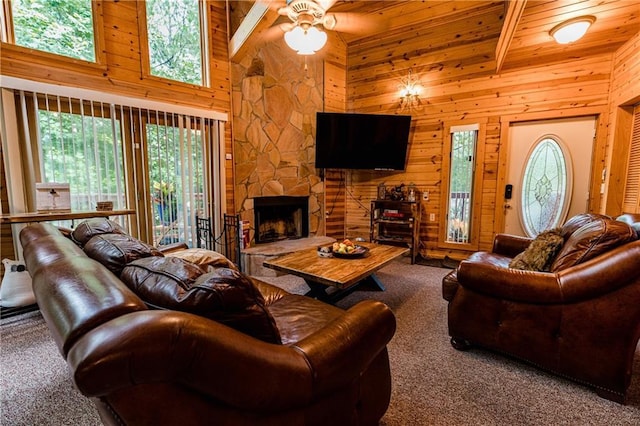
560,213,610,239
551,217,637,272
166,248,238,271
267,294,344,345
121,257,281,344
71,218,126,246
84,233,163,275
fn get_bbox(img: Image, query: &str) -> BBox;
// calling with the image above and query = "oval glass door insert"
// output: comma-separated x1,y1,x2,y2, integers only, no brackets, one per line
520,136,572,237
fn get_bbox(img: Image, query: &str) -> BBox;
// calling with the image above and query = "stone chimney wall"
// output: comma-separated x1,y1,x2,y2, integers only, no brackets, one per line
231,42,325,244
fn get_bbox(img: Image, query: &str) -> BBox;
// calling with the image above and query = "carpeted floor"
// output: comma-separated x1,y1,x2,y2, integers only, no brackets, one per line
1,259,639,425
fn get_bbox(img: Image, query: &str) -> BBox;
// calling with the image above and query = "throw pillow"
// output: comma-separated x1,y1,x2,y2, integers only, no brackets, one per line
509,228,564,272
83,233,163,276
121,257,281,344
166,247,238,271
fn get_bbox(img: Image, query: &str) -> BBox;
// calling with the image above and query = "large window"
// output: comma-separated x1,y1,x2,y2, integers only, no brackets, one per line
8,89,221,247
4,0,96,62
145,0,206,86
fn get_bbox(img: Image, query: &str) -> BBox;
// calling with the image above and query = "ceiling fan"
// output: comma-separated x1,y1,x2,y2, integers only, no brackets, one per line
272,0,377,55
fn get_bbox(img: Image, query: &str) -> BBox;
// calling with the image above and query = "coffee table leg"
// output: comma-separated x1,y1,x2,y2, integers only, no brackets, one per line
304,281,332,301
360,273,386,291
303,273,386,304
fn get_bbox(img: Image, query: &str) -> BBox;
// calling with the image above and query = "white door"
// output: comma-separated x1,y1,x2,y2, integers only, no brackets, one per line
504,116,597,236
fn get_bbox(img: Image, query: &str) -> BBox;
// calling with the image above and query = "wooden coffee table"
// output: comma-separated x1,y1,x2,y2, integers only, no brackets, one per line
263,243,408,303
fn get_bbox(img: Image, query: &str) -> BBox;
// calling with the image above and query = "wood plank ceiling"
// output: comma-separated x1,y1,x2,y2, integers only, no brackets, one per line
230,0,640,72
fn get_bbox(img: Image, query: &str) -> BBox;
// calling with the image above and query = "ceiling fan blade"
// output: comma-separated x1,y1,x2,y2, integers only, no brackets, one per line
316,0,338,12
327,12,387,34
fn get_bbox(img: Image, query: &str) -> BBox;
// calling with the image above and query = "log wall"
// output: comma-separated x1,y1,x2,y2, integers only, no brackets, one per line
342,2,631,260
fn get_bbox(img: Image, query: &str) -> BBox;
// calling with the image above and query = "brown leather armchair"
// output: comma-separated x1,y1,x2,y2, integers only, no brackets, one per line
442,214,640,403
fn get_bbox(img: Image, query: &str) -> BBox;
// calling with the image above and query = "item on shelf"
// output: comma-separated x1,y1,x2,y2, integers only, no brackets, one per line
96,201,113,211
377,184,386,200
389,184,405,201
36,182,71,212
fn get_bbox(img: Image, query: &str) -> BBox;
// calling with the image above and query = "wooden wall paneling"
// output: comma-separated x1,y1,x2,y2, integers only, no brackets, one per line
605,107,634,214
0,134,16,264
324,169,346,239
604,31,640,215
323,62,346,112
346,21,614,259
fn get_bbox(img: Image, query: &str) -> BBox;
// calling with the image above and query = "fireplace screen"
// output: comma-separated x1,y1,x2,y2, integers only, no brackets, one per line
254,196,309,244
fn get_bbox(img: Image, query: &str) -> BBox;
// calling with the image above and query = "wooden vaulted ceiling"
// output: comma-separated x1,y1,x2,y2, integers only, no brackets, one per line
229,0,640,73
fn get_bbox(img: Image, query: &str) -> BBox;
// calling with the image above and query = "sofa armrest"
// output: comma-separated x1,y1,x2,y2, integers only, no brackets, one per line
292,299,396,396
457,258,564,303
492,233,532,258
68,310,314,411
67,300,395,411
457,241,640,304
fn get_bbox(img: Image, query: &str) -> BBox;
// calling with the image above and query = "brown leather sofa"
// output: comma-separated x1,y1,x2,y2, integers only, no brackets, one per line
442,213,640,403
21,221,396,425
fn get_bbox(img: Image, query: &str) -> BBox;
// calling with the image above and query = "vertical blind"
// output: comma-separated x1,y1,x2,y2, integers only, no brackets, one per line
13,89,220,246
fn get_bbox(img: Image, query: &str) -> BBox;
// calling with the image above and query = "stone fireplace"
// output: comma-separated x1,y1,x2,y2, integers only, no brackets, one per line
254,196,309,244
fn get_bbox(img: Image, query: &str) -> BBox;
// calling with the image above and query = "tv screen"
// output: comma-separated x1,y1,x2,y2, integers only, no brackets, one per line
315,112,412,170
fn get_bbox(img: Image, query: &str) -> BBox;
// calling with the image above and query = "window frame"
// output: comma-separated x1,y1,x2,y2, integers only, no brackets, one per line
438,120,486,251
137,0,210,88
0,0,106,70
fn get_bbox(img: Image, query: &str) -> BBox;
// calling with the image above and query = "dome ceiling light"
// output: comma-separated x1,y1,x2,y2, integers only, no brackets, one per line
549,15,596,44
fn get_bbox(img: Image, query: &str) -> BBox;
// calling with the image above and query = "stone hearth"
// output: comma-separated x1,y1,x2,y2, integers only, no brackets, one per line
242,236,335,277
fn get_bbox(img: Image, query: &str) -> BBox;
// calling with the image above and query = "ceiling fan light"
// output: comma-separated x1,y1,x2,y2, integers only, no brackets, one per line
284,25,327,55
550,16,595,44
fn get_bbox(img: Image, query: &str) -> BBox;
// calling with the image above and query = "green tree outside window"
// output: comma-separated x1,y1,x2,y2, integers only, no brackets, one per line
11,0,95,62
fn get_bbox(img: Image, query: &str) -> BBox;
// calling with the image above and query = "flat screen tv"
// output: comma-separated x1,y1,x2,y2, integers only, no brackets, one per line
315,112,412,170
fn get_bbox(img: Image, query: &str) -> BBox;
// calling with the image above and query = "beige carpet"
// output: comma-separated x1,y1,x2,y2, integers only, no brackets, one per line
2,259,639,425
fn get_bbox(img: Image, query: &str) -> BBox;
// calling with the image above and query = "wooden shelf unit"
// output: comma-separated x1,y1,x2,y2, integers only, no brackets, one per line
370,198,421,264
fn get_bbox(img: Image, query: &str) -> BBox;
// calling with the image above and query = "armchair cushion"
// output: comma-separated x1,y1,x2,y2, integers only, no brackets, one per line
509,228,563,272
121,256,281,344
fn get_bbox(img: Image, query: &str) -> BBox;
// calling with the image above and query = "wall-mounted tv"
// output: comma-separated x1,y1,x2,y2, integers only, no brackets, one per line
315,112,412,170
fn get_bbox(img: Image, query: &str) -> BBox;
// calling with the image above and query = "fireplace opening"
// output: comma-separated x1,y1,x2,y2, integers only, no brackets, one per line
254,196,309,244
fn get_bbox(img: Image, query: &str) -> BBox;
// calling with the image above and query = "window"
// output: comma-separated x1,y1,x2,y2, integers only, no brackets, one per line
8,88,222,247
145,0,206,86
146,115,210,246
520,136,571,236
36,102,125,212
5,0,96,62
445,126,478,244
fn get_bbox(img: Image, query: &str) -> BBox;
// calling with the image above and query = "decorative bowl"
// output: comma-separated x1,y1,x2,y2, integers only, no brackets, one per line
331,245,369,259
